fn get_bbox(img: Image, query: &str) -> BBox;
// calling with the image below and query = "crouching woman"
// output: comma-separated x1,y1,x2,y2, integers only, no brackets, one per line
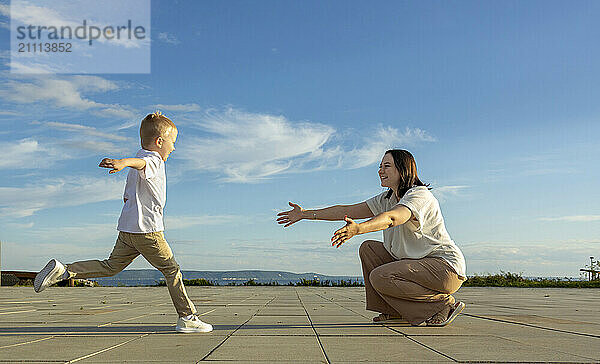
277,149,466,326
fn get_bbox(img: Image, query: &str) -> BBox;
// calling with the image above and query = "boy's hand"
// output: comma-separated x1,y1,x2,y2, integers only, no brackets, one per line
99,158,126,174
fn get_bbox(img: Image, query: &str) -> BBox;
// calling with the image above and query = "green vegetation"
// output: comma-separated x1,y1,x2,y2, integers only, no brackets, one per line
45,272,597,288
152,273,600,288
153,278,364,287
185,278,216,286
155,278,216,286
462,272,600,288
296,279,364,287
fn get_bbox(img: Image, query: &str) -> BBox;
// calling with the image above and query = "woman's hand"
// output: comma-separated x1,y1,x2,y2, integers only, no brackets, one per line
276,202,305,227
331,216,360,248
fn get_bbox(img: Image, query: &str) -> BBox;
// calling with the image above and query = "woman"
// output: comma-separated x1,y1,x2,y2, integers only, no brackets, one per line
277,149,466,326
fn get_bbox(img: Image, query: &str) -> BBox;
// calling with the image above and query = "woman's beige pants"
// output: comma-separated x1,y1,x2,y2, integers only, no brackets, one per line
359,240,464,325
66,231,196,317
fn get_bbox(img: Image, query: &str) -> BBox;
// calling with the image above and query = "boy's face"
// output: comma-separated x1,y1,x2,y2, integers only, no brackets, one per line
156,127,177,161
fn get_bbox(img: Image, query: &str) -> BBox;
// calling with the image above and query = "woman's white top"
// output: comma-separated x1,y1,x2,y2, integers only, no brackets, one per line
366,186,466,278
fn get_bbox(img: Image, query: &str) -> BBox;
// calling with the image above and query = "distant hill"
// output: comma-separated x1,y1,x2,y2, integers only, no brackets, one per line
91,269,364,286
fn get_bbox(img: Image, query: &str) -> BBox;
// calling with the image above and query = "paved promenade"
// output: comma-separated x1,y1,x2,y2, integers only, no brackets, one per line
0,286,598,363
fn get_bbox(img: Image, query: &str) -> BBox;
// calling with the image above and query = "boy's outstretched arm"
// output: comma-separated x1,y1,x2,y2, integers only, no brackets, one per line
99,158,146,174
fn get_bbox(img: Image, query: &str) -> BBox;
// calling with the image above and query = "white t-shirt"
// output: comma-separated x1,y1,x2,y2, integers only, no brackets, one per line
366,186,466,278
117,149,166,233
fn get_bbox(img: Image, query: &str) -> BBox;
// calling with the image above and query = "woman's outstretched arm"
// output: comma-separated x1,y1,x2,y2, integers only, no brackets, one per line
331,205,413,247
276,202,373,227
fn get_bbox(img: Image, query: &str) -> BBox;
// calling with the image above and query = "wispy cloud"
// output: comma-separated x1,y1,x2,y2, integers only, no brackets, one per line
177,108,435,183
0,110,21,116
0,240,120,270
154,103,201,113
43,121,129,141
0,75,137,120
157,32,181,45
30,121,131,154
8,1,147,49
0,4,8,17
0,176,124,218
174,238,363,275
18,222,116,242
0,138,64,170
460,240,600,276
538,215,600,222
6,221,34,229
431,185,469,202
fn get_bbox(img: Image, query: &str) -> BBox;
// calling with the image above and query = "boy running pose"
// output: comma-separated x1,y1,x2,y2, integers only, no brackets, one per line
34,112,212,333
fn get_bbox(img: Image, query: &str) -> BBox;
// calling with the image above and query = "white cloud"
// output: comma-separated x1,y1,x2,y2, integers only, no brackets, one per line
177,108,435,183
0,176,124,218
9,61,60,74
431,185,469,202
0,129,128,171
334,126,436,170
0,110,21,116
0,240,118,271
0,75,137,120
44,121,128,141
6,221,34,229
178,108,335,182
0,138,64,170
36,121,131,154
539,215,600,222
9,1,77,28
460,240,600,277
60,140,129,154
157,32,180,45
22,222,117,242
154,103,201,113
2,78,102,109
174,238,363,276
97,105,138,120
9,1,147,49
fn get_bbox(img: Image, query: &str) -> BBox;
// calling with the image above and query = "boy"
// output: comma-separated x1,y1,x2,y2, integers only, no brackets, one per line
34,111,212,333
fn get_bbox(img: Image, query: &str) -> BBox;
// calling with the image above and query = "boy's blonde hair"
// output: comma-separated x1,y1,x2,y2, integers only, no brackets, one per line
140,111,177,148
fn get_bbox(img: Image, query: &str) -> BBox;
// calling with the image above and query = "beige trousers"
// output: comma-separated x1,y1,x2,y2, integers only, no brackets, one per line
359,240,464,325
66,231,196,317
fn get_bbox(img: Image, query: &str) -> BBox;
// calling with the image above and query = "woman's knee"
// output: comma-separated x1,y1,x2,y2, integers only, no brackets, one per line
359,240,379,259
369,266,388,291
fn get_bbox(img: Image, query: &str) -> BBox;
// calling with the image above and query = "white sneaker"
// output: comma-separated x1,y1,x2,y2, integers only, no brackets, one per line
176,315,213,333
34,259,67,293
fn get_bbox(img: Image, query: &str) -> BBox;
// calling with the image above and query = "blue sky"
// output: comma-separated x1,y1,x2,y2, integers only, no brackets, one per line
0,0,598,277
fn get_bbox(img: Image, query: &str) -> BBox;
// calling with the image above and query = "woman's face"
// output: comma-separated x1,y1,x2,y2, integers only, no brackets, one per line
378,153,401,190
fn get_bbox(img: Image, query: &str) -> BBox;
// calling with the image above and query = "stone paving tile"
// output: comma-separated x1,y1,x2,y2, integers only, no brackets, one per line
0,335,138,362
205,336,326,362
414,335,596,363
80,334,224,362
233,315,315,336
312,316,400,336
256,307,308,316
0,334,54,348
319,336,453,362
1,286,599,363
